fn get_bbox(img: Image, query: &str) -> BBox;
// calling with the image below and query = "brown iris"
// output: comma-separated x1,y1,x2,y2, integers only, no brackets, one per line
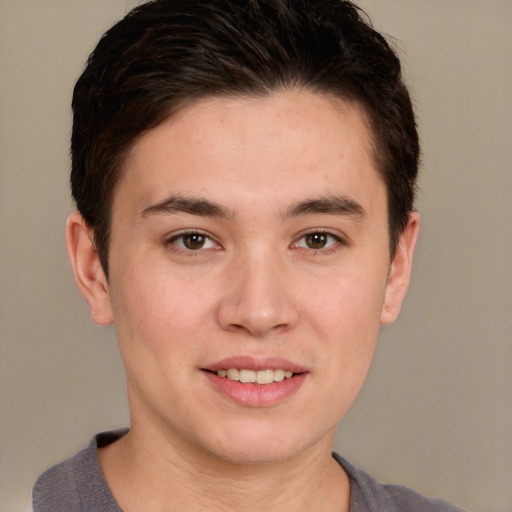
304,233,329,249
182,233,207,250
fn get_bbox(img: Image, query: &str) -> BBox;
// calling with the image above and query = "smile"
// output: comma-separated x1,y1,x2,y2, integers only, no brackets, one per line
203,357,307,405
216,368,294,384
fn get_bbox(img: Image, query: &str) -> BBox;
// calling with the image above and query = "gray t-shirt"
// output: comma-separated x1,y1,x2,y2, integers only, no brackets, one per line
32,430,465,511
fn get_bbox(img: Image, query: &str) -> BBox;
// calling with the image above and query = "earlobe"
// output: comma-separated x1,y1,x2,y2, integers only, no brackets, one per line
66,212,113,325
380,211,420,325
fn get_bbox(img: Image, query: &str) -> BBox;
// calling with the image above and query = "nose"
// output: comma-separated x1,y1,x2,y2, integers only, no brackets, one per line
216,252,299,338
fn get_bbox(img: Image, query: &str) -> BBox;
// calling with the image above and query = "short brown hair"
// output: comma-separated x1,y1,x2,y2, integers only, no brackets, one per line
71,0,419,275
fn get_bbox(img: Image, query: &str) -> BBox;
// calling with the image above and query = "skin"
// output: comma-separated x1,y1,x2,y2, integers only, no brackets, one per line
67,90,419,511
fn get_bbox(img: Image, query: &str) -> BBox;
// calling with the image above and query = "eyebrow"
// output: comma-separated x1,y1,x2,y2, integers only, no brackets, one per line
141,193,365,221
282,194,366,220
141,195,233,219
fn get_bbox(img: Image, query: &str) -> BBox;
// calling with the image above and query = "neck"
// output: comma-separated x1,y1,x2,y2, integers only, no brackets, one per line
98,425,350,512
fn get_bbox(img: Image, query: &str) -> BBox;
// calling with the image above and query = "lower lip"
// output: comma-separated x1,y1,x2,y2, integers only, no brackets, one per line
203,371,307,407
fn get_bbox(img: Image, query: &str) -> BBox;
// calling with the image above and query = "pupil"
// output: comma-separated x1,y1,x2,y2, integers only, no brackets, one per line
184,234,205,250
307,233,327,249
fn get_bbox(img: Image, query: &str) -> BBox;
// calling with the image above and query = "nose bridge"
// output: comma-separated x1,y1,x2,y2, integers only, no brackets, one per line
217,244,297,336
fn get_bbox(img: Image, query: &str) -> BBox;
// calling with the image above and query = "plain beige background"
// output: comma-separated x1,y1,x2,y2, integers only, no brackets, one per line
1,1,510,511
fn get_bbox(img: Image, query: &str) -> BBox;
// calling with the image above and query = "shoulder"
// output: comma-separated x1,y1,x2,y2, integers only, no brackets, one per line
32,430,127,512
333,453,466,512
32,443,90,511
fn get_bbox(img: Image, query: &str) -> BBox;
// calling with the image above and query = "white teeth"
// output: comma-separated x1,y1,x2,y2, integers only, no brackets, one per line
256,369,274,384
239,369,256,383
216,368,295,384
273,369,285,382
226,368,240,380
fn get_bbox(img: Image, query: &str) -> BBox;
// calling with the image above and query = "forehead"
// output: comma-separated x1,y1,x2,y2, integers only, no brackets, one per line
116,90,384,218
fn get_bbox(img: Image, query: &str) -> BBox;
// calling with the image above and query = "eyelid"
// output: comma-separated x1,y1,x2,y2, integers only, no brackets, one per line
164,229,221,251
291,228,347,251
163,227,347,253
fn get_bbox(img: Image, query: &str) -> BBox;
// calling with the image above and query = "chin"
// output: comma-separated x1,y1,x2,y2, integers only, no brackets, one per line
208,442,302,466
199,419,331,466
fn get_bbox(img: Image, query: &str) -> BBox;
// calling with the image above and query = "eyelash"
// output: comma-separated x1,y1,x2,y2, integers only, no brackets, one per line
164,229,345,255
164,230,221,254
292,229,345,254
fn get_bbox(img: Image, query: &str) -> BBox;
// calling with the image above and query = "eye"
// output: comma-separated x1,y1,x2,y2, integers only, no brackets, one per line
294,232,341,250
167,231,218,251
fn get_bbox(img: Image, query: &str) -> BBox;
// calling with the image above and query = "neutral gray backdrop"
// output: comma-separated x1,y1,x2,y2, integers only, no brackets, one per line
1,1,510,511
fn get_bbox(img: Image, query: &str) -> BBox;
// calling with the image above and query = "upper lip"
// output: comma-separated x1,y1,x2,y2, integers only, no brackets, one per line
203,356,308,373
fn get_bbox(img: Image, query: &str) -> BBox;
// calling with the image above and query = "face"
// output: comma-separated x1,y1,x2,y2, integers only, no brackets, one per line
73,90,417,465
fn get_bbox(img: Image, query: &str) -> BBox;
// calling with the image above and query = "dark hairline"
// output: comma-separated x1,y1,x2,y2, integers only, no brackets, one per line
94,87,400,277
71,0,419,276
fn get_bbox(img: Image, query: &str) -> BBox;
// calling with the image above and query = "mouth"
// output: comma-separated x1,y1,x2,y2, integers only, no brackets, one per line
202,358,307,406
208,368,296,385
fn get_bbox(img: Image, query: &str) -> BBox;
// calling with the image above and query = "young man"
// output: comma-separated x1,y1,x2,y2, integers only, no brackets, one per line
33,1,464,510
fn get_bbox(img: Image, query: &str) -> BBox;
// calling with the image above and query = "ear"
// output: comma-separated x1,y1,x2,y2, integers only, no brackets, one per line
380,211,420,325
66,212,113,325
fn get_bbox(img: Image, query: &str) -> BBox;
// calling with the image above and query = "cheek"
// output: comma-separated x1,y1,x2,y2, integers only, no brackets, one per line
109,278,199,401
303,270,385,383
109,264,218,363
304,269,386,331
